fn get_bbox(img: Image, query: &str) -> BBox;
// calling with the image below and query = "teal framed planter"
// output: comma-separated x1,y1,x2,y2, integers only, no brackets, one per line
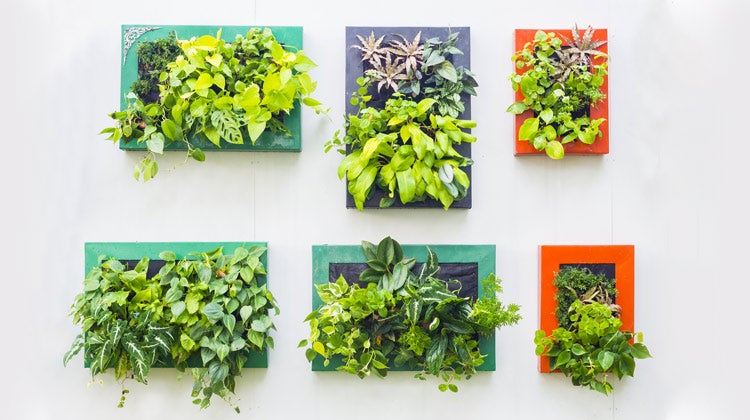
120,25,303,152
83,241,269,368
310,243,496,371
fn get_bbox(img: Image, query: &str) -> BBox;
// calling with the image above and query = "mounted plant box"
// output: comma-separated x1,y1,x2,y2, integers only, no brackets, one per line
105,25,326,181
536,245,650,395
302,237,521,392
65,242,279,411
326,27,477,210
510,27,609,158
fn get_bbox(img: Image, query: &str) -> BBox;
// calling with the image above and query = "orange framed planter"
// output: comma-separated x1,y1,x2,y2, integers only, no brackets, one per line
538,245,633,373
513,29,609,156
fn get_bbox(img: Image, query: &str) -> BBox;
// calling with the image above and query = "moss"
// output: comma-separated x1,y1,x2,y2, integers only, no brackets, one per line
131,31,180,103
553,266,616,329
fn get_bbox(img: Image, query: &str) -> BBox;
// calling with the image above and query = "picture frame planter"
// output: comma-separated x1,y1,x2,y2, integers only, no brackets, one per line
119,25,305,152
66,241,277,410
304,238,520,391
107,25,326,181
537,245,634,372
511,28,609,157
330,27,476,210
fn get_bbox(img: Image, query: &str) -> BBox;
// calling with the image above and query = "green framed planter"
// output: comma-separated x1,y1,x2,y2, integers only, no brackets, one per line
84,241,269,368
310,243,496,371
119,25,303,152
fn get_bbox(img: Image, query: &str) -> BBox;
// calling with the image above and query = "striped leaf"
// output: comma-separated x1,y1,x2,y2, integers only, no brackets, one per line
131,356,150,383
63,334,83,367
405,298,423,324
110,320,125,346
98,340,114,370
123,339,146,362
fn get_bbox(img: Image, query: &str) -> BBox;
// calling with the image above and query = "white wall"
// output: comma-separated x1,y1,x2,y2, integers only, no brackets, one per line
3,0,746,418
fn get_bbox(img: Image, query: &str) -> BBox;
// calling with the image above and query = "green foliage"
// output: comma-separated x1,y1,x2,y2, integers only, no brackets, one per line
507,25,608,159
65,246,279,412
131,32,181,103
552,266,617,330
534,267,650,395
301,237,521,391
328,77,476,210
102,28,327,181
352,31,477,118
326,31,477,210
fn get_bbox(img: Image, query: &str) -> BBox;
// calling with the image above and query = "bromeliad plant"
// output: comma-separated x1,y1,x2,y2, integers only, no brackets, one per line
534,267,651,395
64,245,278,412
507,25,608,159
102,28,326,181
327,30,478,209
300,237,521,391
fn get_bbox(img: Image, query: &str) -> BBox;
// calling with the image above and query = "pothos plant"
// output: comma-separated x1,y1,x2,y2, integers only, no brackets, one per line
300,237,521,391
534,267,651,395
507,25,608,159
64,245,278,413
101,28,327,181
326,31,478,210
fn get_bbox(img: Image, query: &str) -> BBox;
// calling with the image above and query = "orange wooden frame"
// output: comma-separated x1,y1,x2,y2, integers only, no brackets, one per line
513,29,609,156
538,245,634,373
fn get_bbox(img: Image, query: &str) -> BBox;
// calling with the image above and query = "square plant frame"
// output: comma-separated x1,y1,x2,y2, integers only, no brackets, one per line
513,28,609,156
311,243,496,371
84,241,270,368
120,25,304,152
344,26,473,209
538,244,634,373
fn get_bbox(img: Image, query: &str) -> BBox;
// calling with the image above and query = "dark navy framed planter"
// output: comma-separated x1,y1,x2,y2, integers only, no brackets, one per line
343,26,473,209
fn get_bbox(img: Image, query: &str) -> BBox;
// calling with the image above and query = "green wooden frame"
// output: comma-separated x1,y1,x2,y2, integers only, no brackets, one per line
311,243,496,371
84,241,269,368
119,25,303,152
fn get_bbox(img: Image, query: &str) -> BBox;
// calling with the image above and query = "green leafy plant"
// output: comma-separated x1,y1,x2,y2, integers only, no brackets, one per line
131,32,181,103
301,237,521,391
534,267,651,395
102,28,327,181
507,25,608,159
65,245,278,412
327,30,477,210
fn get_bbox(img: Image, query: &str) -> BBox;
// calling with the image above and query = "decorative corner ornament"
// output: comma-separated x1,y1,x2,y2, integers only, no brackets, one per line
122,26,161,64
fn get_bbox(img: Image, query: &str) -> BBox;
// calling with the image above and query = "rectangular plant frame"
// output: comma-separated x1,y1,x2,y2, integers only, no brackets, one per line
344,26,473,209
538,245,634,373
84,241,269,368
311,243,496,371
120,25,303,152
513,28,609,156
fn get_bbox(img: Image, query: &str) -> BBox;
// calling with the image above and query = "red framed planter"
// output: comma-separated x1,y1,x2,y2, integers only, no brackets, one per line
538,245,633,373
513,28,609,156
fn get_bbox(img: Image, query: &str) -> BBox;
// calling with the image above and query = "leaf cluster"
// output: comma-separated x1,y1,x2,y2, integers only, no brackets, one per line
102,28,326,181
534,267,651,395
65,246,279,412
329,77,476,210
301,237,521,391
552,266,617,329
507,25,608,159
131,32,181,104
354,31,477,118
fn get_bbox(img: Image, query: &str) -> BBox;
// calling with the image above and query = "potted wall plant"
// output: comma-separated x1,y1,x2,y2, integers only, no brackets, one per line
301,237,521,391
102,25,327,181
508,25,609,159
64,242,278,412
535,245,651,395
326,28,478,210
